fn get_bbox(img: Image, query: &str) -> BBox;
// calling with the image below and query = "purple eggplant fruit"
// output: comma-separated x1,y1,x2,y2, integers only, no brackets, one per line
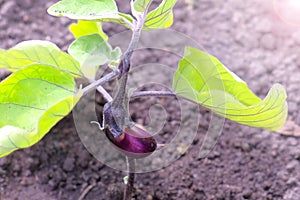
105,124,157,158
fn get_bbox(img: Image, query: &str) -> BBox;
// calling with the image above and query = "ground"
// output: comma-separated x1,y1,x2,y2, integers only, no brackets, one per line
0,0,300,199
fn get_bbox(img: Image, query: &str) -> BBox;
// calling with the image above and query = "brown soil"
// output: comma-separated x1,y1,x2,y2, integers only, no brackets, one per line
0,0,300,200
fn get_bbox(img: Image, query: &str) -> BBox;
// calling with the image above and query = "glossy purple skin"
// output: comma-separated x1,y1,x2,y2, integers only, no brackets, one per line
105,124,157,158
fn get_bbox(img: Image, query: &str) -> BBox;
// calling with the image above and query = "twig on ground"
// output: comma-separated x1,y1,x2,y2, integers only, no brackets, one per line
78,184,96,200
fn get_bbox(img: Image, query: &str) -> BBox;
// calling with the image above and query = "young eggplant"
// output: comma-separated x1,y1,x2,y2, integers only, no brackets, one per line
105,123,157,158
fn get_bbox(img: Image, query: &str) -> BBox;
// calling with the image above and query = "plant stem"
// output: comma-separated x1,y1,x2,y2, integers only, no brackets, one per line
130,91,176,99
124,157,136,200
108,14,145,133
81,70,119,96
113,15,144,106
97,85,113,102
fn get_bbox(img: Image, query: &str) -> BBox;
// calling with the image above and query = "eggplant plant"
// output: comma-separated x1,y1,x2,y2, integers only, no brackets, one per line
0,0,288,199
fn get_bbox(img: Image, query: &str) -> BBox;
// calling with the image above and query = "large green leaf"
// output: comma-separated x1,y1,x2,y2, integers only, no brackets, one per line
68,34,121,79
47,0,119,20
144,0,177,29
0,64,81,158
47,0,133,27
69,20,108,40
173,47,288,131
0,40,82,77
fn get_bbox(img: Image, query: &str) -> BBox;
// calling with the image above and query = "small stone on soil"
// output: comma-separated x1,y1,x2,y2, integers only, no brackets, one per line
283,187,300,200
76,150,90,169
286,177,298,187
242,189,252,199
63,157,75,172
20,177,34,186
260,34,276,50
255,18,272,33
286,160,299,172
48,179,58,190
263,181,272,191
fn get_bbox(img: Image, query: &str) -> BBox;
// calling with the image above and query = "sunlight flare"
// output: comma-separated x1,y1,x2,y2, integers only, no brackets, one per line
274,0,300,25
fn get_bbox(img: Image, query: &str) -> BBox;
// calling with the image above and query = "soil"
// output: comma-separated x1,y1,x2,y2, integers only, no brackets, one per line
1,0,300,200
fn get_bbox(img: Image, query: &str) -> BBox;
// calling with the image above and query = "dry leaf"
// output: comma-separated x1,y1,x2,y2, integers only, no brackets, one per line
278,120,300,137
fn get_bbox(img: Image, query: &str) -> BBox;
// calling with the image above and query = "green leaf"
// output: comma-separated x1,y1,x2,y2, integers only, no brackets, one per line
144,0,177,29
68,34,121,79
0,64,81,158
47,0,119,20
0,40,82,77
48,0,119,20
173,47,288,131
98,13,135,28
69,20,108,40
132,0,153,13
47,0,134,27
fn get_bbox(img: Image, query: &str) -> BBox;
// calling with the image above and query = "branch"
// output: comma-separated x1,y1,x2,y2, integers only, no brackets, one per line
121,16,134,30
97,85,113,102
130,91,176,99
81,70,119,96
